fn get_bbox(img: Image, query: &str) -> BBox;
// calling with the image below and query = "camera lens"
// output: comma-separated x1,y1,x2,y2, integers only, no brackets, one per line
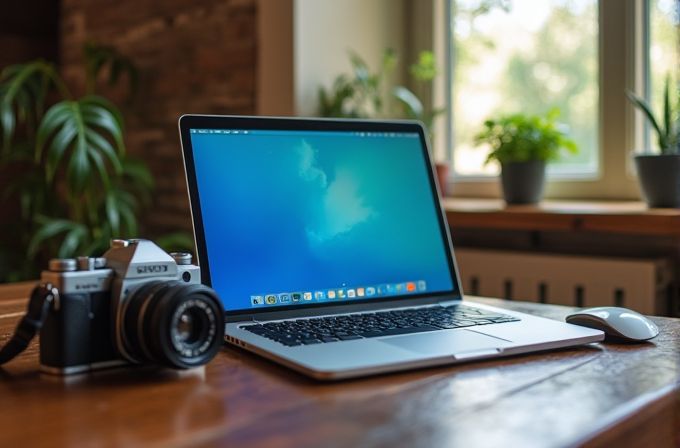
119,281,225,369
177,309,200,343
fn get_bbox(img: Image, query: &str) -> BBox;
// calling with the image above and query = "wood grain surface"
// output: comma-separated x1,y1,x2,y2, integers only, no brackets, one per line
0,283,678,448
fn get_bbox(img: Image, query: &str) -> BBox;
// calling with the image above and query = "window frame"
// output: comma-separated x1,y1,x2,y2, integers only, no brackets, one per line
440,0,645,200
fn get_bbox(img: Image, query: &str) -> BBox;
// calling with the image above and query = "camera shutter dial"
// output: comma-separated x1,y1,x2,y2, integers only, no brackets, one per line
48,259,77,272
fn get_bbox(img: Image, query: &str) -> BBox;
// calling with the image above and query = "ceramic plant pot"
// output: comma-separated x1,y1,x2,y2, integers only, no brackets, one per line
500,160,546,205
635,154,680,208
434,162,451,197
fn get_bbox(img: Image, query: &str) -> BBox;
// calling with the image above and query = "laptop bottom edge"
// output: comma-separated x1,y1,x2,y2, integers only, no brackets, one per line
225,330,604,381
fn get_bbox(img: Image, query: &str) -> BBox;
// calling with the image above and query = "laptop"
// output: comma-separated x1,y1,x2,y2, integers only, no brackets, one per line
178,115,604,380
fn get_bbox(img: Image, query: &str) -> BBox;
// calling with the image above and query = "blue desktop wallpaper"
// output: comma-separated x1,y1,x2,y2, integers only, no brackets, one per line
190,131,454,312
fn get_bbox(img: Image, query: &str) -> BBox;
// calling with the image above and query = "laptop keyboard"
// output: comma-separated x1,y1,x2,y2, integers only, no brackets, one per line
240,304,520,347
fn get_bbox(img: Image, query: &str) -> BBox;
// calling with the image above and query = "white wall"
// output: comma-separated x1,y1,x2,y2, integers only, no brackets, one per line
293,0,406,117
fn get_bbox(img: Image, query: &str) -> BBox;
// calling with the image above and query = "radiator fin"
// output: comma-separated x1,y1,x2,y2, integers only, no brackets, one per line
454,249,672,315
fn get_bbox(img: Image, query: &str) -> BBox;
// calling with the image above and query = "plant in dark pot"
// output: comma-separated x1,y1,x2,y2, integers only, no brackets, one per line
625,77,680,208
474,109,577,204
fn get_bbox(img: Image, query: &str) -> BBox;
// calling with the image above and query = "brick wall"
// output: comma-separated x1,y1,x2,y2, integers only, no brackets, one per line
60,0,257,238
0,1,60,229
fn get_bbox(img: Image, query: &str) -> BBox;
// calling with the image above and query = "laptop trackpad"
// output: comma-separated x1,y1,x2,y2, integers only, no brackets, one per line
381,329,512,357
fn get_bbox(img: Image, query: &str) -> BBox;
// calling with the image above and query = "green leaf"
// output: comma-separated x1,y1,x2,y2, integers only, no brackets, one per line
1,97,17,155
116,196,137,236
36,97,126,197
105,192,121,235
393,86,424,119
0,61,66,155
88,146,111,191
121,157,154,190
81,95,125,133
664,76,671,146
625,89,666,150
380,49,398,74
85,128,122,174
59,224,88,258
44,119,77,181
4,170,50,220
410,51,439,82
349,52,370,85
104,189,140,237
36,101,73,162
474,109,578,164
28,217,84,258
66,133,91,195
83,40,138,101
155,232,195,253
81,96,125,154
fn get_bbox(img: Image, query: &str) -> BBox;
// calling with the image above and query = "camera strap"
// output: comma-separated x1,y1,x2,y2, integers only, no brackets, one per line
0,284,58,365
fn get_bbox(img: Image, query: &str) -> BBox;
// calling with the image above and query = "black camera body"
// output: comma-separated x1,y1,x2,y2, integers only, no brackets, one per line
38,239,225,375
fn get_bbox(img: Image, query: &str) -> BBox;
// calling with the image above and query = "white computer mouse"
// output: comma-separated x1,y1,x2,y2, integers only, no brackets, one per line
566,307,659,342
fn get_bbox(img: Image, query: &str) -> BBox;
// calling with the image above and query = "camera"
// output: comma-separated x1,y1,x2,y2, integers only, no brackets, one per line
37,239,225,374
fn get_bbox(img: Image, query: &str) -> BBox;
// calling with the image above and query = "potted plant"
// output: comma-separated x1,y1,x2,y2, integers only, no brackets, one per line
0,41,153,282
474,109,578,204
625,76,680,208
393,51,447,195
318,50,447,194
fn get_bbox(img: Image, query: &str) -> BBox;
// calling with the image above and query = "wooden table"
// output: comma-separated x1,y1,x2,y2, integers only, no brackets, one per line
0,282,678,448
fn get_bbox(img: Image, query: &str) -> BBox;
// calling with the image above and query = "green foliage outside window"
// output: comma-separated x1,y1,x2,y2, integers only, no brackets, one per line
452,0,597,175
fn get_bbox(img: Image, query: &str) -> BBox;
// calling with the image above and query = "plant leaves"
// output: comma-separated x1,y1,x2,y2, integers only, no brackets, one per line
155,232,195,253
83,40,138,101
105,192,121,235
28,217,86,258
105,189,139,237
474,110,578,164
0,61,63,156
59,224,88,258
625,89,666,150
393,86,424,118
120,157,154,199
350,52,370,85
36,96,125,197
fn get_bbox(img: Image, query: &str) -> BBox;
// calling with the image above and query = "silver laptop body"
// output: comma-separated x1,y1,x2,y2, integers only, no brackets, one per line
178,115,603,380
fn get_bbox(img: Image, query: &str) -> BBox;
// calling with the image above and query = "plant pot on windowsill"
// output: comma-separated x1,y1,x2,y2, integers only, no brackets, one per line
635,154,680,208
500,160,546,205
434,162,451,197
625,78,680,208
473,109,578,206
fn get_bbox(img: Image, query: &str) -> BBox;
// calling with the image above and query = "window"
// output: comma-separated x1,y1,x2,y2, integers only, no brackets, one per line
442,0,649,200
649,0,679,153
451,0,599,178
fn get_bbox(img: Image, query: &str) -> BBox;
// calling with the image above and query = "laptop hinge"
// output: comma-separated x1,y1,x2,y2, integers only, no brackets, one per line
438,299,464,308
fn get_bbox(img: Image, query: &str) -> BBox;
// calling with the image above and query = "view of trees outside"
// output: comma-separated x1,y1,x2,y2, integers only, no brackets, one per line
649,0,679,153
451,0,598,177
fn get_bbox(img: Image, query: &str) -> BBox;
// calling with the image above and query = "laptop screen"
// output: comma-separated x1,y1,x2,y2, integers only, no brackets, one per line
181,117,457,314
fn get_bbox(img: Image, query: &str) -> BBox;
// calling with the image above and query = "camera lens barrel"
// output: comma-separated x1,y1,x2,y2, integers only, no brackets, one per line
120,281,225,369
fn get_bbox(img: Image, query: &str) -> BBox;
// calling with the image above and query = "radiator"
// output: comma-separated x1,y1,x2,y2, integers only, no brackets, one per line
454,248,673,315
